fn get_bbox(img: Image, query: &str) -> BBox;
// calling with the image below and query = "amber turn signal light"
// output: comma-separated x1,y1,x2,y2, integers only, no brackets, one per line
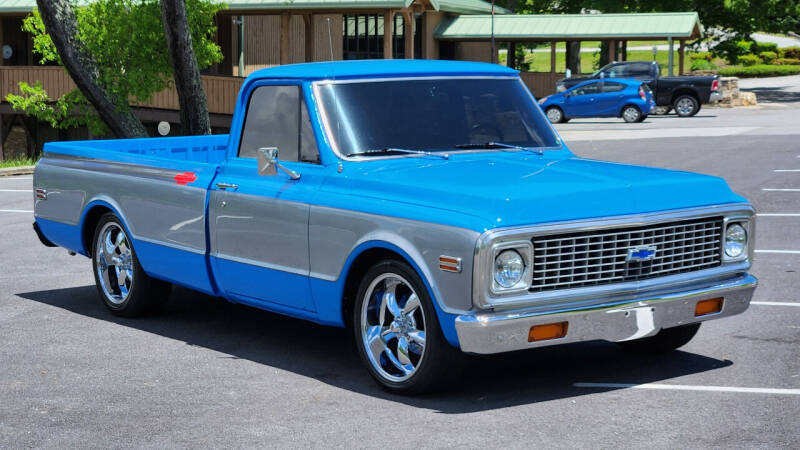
695,298,723,317
528,322,568,342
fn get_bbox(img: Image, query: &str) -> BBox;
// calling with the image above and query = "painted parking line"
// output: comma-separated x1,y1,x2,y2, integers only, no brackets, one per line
751,301,800,307
755,249,800,254
762,188,800,192
0,209,33,213
774,169,800,172
573,382,800,395
0,189,30,192
757,213,800,217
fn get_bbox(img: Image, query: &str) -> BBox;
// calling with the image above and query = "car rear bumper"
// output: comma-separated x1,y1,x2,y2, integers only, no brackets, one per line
709,91,723,103
454,273,757,354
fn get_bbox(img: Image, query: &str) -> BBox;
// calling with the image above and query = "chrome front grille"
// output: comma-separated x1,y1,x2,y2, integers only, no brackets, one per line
530,217,723,292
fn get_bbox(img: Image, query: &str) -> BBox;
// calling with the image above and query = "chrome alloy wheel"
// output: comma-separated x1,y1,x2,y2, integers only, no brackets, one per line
95,222,134,305
622,106,640,122
360,273,427,382
546,107,562,123
675,97,695,116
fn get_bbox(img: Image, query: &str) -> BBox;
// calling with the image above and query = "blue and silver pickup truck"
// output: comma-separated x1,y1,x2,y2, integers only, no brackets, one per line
33,60,757,394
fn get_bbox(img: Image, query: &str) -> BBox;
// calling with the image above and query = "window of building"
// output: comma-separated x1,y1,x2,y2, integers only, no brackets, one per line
343,14,407,60
238,85,320,163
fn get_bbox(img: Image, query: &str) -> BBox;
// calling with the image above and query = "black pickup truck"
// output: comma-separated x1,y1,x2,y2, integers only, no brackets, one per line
555,61,721,117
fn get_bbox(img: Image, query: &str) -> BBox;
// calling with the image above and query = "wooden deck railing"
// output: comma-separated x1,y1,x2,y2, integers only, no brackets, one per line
0,66,244,115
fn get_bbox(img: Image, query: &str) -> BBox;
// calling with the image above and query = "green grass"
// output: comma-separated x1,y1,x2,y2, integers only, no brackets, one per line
532,40,671,50
0,157,36,169
718,64,800,77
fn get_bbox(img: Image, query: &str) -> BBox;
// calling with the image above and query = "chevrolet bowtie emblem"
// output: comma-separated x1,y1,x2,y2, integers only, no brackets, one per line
627,245,657,262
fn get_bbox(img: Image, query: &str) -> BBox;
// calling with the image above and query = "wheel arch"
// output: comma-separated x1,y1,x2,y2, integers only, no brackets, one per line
336,240,460,348
619,103,641,117
79,198,131,257
670,88,700,105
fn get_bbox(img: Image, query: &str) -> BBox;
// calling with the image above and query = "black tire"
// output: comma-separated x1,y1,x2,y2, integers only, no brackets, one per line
617,323,701,355
91,213,171,317
621,105,641,123
636,114,648,123
545,106,566,124
352,259,461,395
673,95,700,117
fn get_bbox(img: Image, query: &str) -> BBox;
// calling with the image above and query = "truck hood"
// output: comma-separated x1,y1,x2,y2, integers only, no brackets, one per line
326,152,746,232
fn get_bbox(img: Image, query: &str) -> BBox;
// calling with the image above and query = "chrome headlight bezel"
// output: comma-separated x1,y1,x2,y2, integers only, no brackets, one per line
722,217,752,262
490,240,533,296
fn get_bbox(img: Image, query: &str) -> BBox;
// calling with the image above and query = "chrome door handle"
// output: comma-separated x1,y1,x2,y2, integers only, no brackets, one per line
216,182,238,190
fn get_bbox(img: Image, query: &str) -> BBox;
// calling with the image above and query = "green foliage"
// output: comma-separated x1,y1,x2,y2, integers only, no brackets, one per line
689,51,713,61
713,39,753,64
514,45,531,72
718,64,800,78
738,54,762,66
780,47,800,59
752,41,779,53
690,59,717,71
0,156,37,168
759,51,778,64
7,0,224,135
775,57,800,65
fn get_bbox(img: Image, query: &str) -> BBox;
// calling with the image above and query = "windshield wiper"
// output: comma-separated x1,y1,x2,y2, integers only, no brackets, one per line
346,147,450,160
454,142,544,155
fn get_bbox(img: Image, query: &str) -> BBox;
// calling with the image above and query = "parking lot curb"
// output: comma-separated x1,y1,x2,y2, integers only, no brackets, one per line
0,165,35,177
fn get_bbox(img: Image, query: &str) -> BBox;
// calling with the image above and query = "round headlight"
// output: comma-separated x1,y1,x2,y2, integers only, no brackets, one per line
494,250,524,288
725,223,747,258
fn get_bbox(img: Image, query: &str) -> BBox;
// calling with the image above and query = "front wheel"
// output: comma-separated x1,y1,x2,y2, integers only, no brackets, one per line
621,105,641,123
353,259,460,395
617,323,701,355
545,106,566,124
92,213,171,317
673,95,700,117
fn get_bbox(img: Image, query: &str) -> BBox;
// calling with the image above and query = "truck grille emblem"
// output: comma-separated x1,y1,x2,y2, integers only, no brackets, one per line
626,245,657,262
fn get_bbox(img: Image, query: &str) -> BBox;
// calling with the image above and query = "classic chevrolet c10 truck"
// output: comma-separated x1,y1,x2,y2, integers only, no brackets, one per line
33,60,757,394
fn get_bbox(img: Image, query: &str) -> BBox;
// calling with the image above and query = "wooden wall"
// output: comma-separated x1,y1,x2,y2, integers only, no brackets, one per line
519,72,564,98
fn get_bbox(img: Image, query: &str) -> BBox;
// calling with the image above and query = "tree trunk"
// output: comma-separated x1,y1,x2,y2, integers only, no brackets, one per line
36,0,147,138
566,41,581,75
598,41,610,68
160,0,212,136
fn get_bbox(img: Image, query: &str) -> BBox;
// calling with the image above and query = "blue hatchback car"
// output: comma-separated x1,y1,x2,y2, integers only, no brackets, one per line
539,78,654,123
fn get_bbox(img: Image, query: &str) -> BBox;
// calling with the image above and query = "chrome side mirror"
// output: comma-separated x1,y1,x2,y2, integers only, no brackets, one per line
257,147,300,180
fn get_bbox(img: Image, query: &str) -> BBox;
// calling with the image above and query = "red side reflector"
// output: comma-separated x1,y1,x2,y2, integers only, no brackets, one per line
528,322,568,342
173,172,197,186
695,298,723,317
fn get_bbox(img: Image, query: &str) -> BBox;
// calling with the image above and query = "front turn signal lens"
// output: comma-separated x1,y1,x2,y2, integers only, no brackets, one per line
695,298,724,316
528,322,568,342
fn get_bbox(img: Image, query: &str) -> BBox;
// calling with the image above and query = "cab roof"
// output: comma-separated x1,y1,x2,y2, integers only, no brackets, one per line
247,59,519,81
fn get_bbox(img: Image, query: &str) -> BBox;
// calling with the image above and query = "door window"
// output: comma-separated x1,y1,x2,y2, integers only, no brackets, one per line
238,85,320,163
602,82,626,93
572,82,601,96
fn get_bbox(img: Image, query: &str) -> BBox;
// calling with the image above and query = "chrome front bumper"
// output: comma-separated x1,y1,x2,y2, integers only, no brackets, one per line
455,273,757,354
709,91,723,103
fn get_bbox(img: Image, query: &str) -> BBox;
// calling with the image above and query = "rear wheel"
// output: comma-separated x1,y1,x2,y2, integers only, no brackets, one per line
636,114,648,123
92,213,170,317
353,259,460,395
673,95,700,117
621,105,641,123
545,106,565,124
617,323,701,355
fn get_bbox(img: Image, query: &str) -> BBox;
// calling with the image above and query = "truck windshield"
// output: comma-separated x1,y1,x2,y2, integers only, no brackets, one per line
315,78,560,157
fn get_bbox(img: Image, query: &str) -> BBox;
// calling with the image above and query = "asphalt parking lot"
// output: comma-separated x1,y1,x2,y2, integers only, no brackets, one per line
2,101,799,447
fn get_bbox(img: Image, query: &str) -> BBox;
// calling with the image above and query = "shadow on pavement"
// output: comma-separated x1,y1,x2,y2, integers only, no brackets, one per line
18,285,733,413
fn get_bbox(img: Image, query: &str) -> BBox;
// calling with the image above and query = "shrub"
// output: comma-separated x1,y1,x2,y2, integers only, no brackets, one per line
690,59,716,71
738,54,762,66
759,51,778,64
714,39,754,64
780,46,800,59
752,41,778,53
776,57,800,65
689,51,713,61
718,64,800,78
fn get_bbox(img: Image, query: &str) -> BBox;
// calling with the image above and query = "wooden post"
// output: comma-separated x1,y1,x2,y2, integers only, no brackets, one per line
679,39,686,75
280,12,290,65
304,14,314,62
507,41,517,68
667,36,674,76
403,11,413,59
550,41,556,74
0,115,5,161
609,39,616,62
384,11,394,59
0,19,4,66
622,41,627,61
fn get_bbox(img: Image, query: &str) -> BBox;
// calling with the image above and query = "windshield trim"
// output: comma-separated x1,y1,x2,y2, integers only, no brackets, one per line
312,76,564,162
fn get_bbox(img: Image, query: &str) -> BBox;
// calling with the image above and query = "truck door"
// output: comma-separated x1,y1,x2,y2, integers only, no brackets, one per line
209,83,325,312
